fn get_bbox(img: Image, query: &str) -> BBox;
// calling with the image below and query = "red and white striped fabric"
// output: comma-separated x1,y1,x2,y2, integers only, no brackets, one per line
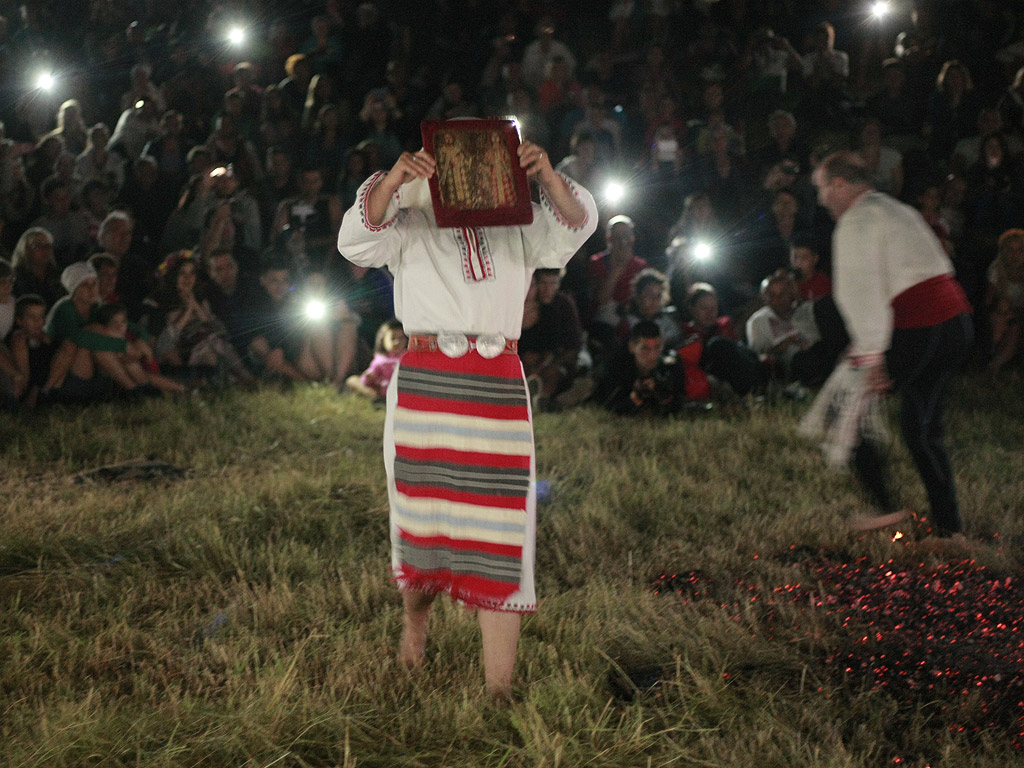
382,346,536,613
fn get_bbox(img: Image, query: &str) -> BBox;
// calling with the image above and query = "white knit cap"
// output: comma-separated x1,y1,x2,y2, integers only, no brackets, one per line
60,261,98,297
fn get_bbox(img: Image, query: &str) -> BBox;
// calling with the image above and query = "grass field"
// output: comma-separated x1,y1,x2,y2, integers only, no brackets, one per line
2,375,1023,767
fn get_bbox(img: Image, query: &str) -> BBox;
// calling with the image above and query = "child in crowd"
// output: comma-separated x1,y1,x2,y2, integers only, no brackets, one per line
8,294,55,406
789,236,831,301
1,259,19,406
85,302,186,397
345,318,407,400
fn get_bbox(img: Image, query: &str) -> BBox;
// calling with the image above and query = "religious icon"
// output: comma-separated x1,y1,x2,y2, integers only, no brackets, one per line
421,119,533,227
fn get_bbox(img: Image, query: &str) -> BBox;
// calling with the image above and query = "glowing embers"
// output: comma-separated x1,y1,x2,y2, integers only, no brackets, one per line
653,557,1024,748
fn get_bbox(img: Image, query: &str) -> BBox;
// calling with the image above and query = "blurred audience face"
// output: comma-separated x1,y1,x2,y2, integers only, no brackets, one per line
73,276,99,306
102,218,133,258
18,303,46,337
629,334,662,375
636,281,665,318
790,247,818,278
260,268,291,303
691,292,719,328
95,260,118,298
207,253,239,293
535,272,561,304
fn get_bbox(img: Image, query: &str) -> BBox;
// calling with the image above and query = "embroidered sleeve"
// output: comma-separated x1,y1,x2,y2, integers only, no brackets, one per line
357,171,399,233
338,173,404,269
538,173,590,232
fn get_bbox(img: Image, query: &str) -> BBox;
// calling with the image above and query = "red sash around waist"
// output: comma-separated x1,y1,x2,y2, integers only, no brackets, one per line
891,274,971,330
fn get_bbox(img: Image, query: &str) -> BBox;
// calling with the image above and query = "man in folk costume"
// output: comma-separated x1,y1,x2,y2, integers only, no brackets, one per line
337,140,596,697
810,151,972,537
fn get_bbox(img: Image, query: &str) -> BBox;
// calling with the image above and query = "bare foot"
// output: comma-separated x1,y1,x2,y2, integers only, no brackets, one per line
398,625,427,668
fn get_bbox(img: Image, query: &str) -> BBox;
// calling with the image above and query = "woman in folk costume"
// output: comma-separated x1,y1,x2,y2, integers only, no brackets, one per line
337,139,596,697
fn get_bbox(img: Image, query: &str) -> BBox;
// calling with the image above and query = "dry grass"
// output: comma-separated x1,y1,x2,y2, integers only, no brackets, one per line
2,375,1022,767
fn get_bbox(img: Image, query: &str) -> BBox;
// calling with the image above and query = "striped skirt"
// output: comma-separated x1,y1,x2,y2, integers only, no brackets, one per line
382,347,537,613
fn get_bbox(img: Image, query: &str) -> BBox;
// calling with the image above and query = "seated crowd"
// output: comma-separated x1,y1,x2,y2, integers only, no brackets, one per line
3,0,1024,414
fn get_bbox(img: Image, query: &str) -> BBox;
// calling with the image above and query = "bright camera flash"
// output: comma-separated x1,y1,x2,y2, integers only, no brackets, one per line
35,72,55,91
871,1,891,20
227,26,246,45
305,298,327,321
604,181,626,204
693,241,712,261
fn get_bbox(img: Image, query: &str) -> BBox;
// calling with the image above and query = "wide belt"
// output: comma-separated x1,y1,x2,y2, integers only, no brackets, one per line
407,332,518,359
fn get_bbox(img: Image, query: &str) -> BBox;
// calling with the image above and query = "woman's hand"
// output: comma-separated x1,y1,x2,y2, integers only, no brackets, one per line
518,140,554,181
385,151,436,190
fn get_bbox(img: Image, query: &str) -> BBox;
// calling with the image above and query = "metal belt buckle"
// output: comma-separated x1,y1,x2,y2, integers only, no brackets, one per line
437,331,470,358
475,333,506,359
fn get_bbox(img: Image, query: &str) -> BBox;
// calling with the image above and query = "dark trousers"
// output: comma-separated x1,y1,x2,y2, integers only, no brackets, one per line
701,336,767,395
852,313,973,536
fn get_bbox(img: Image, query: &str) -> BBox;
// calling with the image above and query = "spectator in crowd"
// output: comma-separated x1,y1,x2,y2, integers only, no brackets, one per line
618,268,680,349
120,63,165,115
304,104,348,189
537,55,583,124
521,16,577,93
279,54,314,118
856,118,903,197
865,59,925,142
554,131,603,191
142,110,190,193
204,113,262,191
677,282,766,399
344,317,406,401
203,247,262,360
587,215,647,351
519,267,588,412
951,107,1023,175
31,177,90,268
141,250,252,386
746,270,823,387
272,166,343,275
337,146,370,209
96,211,152,321
115,156,175,253
594,319,685,416
75,123,125,192
357,91,403,169
789,236,832,301
109,96,160,162
750,111,805,179
225,63,264,139
25,136,64,194
998,65,1024,138
248,258,357,387
259,147,299,241
986,228,1024,375
926,60,981,165
7,293,54,406
41,262,159,402
964,132,1024,270
11,226,62,308
44,100,88,157
80,179,113,246
88,252,120,305
259,85,299,156
799,22,849,128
